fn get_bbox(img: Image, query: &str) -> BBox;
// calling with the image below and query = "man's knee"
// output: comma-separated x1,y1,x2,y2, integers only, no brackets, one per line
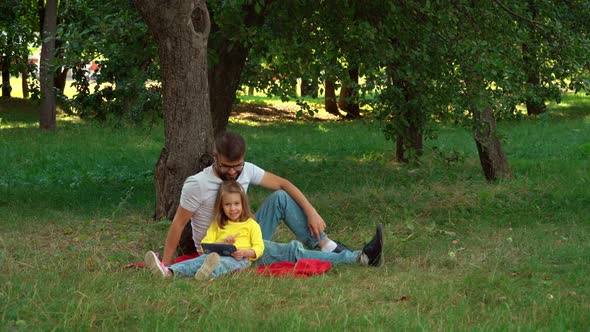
268,190,289,202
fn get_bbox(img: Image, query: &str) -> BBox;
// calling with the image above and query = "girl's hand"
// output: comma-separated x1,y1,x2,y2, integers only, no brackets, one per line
231,249,254,261
231,249,245,260
223,233,240,244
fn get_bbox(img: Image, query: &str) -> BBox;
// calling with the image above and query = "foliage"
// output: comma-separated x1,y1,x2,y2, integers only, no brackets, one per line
55,0,161,122
0,0,38,95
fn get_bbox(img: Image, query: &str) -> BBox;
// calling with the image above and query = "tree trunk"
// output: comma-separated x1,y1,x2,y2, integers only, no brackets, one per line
54,67,69,94
208,37,249,135
522,42,546,116
300,78,317,98
133,0,214,225
395,124,423,164
208,2,268,135
522,1,546,116
1,35,12,98
39,0,57,129
324,79,341,116
1,65,11,98
472,106,511,181
394,79,424,164
338,67,360,119
21,69,29,99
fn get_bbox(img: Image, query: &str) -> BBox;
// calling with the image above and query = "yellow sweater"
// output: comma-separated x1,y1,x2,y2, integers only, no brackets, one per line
200,217,264,263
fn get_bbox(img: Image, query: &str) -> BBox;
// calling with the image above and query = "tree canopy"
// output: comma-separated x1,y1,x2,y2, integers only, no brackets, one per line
3,0,590,203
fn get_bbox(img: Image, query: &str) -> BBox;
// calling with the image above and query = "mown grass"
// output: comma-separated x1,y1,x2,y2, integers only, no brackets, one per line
0,94,589,331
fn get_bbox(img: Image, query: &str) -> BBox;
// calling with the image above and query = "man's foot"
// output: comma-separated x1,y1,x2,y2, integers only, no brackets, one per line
333,241,352,253
145,251,171,278
195,252,221,281
357,224,384,267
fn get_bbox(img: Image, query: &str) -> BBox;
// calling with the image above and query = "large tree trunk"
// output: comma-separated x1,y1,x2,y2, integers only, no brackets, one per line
338,67,360,119
324,79,341,116
134,1,214,226
473,106,511,181
39,0,57,129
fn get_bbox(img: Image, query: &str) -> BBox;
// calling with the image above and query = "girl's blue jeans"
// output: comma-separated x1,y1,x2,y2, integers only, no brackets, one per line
168,254,248,278
170,240,359,278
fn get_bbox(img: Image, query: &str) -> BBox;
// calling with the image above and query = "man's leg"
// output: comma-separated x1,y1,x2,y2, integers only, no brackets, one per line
255,190,326,249
252,240,358,267
253,224,385,268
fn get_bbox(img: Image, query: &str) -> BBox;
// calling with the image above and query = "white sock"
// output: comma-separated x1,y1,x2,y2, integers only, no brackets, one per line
321,240,337,252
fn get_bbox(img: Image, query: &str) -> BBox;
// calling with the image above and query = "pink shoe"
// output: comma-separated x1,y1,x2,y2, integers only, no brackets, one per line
144,251,171,279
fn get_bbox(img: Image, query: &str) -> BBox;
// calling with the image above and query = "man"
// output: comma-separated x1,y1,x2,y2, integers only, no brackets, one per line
159,131,383,268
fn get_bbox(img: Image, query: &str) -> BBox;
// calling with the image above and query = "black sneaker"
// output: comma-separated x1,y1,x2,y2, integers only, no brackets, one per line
333,241,352,253
358,223,384,267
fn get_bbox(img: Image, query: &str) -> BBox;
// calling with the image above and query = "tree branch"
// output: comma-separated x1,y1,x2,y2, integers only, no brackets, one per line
491,0,549,29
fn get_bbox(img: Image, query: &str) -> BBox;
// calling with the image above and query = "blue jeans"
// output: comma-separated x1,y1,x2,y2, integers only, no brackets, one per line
253,240,360,267
255,190,327,249
168,254,249,278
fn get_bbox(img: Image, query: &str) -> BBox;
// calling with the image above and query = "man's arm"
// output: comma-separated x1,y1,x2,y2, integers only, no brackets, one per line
161,205,194,266
258,171,326,240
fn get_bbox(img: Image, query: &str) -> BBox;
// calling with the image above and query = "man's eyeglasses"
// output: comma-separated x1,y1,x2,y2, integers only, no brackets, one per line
217,162,244,172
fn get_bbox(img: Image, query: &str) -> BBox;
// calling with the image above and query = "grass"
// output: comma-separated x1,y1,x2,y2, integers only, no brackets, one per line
0,93,589,331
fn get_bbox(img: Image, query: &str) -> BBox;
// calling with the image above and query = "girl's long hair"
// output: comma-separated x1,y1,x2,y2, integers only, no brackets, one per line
213,180,254,229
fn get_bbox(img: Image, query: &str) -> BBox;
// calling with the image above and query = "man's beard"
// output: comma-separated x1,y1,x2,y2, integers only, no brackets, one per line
218,168,242,181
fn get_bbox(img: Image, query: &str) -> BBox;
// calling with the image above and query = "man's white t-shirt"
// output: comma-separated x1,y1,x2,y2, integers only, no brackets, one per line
179,162,265,252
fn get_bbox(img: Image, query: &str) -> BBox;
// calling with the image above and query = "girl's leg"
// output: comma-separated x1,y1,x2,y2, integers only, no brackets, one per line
255,190,326,249
210,256,249,278
168,255,208,277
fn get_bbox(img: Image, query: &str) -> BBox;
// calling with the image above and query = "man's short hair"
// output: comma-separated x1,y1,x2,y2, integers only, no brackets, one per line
213,131,246,161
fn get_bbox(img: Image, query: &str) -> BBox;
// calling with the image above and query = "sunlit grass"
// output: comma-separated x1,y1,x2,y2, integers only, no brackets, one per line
8,76,96,99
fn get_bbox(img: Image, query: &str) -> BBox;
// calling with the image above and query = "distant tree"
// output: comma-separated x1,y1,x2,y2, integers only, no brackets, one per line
39,0,57,129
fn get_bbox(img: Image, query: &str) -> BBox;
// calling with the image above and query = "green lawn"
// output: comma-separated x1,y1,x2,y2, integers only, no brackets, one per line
0,95,589,331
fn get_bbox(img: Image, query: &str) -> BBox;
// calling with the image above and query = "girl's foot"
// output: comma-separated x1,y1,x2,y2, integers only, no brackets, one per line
195,253,220,281
144,251,171,278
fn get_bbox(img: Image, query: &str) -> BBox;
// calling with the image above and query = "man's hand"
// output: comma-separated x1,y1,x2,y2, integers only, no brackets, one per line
307,212,326,241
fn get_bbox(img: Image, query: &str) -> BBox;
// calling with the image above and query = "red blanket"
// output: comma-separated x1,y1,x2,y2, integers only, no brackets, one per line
255,259,331,278
128,254,332,278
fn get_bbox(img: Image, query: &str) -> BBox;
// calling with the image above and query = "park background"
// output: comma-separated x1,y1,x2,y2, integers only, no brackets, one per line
1,0,590,330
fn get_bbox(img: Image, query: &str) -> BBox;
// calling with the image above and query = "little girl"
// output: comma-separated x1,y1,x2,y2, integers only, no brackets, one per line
145,180,264,280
